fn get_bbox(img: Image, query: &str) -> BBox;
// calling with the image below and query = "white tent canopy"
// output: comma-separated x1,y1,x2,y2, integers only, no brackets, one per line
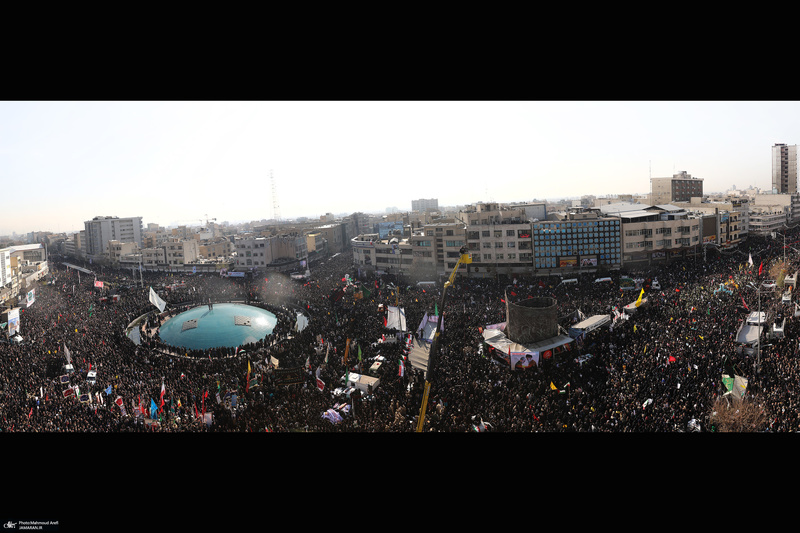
569,314,611,338
736,323,762,345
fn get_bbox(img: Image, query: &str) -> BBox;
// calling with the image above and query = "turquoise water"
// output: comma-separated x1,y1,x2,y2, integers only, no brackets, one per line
158,303,278,350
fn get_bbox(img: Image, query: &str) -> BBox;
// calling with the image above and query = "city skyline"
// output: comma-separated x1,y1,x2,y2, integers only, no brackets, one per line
1,100,796,236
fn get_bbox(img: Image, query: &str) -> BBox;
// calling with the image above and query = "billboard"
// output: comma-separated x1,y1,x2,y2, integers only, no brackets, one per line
580,257,597,267
7,307,20,336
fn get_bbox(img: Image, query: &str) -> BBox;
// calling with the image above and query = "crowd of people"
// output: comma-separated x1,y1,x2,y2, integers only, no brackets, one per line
2,228,800,433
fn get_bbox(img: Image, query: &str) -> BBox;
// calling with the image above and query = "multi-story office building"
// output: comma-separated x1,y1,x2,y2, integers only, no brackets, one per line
83,216,143,258
411,198,439,212
0,248,12,290
351,234,413,276
458,203,533,277
409,221,467,278
233,234,306,270
141,247,167,268
752,192,800,224
234,237,270,269
313,223,346,254
198,240,232,261
596,203,700,266
672,199,745,247
772,143,798,194
108,240,139,264
164,239,199,267
650,171,704,205
533,211,621,272
749,208,786,236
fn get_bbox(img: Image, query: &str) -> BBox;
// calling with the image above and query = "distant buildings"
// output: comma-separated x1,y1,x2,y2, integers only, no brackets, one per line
411,198,438,212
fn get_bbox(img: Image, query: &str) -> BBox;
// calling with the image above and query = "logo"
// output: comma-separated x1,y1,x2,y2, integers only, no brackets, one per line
4,522,16,529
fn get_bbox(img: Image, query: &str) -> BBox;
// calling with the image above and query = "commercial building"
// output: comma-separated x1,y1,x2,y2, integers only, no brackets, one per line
596,203,701,266
164,239,199,267
752,193,800,225
198,240,232,261
313,223,346,254
749,209,786,236
459,203,534,278
351,234,413,276
772,143,798,194
409,221,467,279
650,171,704,205
233,234,307,270
108,240,139,264
533,210,622,272
83,216,143,258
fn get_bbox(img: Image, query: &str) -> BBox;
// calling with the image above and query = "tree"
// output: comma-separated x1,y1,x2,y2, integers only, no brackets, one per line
708,395,768,432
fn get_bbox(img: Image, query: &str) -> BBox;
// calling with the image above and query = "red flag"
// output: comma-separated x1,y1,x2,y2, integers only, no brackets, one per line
159,381,166,411
741,296,749,310
28,407,33,419
759,261,763,276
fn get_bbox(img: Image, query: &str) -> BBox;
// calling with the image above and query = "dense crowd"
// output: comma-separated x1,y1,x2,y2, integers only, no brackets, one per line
2,229,800,433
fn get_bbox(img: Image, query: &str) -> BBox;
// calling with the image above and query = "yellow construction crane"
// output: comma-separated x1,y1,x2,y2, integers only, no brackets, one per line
415,246,472,432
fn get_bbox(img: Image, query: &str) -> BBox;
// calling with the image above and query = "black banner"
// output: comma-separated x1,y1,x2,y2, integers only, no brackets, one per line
273,367,305,386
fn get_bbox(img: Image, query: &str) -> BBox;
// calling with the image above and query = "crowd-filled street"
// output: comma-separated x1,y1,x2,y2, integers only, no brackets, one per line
2,229,799,433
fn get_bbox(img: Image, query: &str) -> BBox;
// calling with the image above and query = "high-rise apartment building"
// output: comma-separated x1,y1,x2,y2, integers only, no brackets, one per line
772,143,798,194
83,216,143,257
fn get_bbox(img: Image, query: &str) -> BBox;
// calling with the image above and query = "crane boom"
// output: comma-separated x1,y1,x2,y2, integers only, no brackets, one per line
415,247,471,432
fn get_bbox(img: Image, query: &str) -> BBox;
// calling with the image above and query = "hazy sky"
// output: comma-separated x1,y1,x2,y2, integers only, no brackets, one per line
1,100,796,236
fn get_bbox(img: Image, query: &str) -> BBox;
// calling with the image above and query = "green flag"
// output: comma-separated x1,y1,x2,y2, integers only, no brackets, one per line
358,344,362,361
89,304,93,318
434,303,438,316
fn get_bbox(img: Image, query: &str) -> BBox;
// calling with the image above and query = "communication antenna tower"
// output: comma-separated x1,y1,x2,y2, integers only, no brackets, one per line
271,170,281,221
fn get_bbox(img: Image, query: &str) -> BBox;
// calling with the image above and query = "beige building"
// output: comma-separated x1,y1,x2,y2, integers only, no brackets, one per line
141,247,167,267
351,234,413,276
108,240,139,264
457,202,533,278
597,203,701,266
198,240,232,261
305,232,326,255
313,224,346,254
749,208,786,236
650,171,704,205
409,221,467,279
164,239,199,266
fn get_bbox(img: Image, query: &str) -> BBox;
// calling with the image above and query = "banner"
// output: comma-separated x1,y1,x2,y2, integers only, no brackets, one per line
26,289,35,307
7,308,20,336
273,367,305,385
149,287,167,313
387,306,407,331
94,280,104,289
